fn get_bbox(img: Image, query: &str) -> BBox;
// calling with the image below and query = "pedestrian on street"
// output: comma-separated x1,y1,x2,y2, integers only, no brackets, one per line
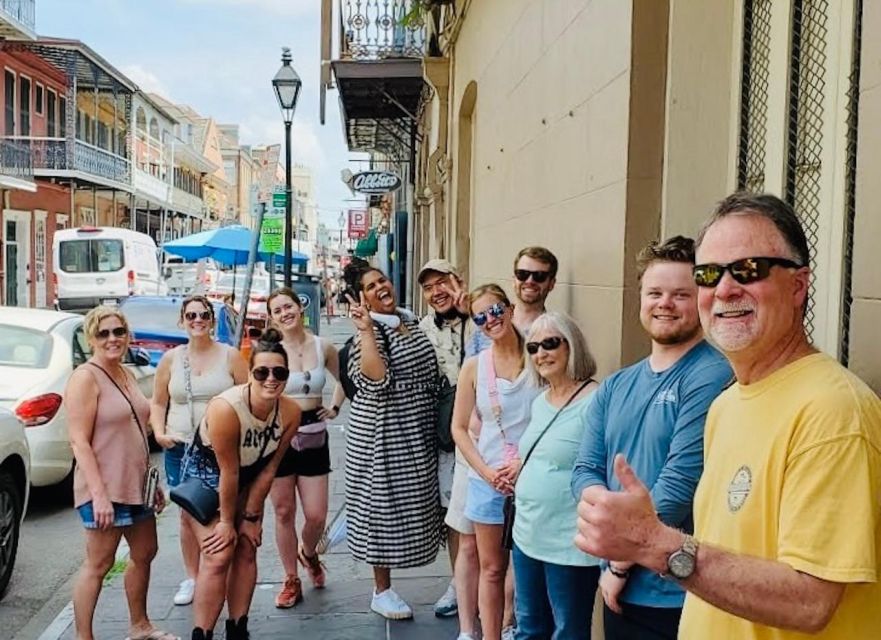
149,295,248,606
182,329,300,640
342,260,442,620
266,287,346,608
571,236,732,639
416,259,479,629
575,193,881,639
451,284,541,640
65,306,174,640
510,312,600,639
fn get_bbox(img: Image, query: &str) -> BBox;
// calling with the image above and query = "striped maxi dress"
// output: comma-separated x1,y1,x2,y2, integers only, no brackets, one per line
345,317,441,568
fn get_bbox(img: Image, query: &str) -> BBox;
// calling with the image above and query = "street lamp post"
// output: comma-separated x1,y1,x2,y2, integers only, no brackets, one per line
272,47,302,288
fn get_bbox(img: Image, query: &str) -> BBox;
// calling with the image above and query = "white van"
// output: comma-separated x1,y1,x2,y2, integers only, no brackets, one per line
53,227,167,312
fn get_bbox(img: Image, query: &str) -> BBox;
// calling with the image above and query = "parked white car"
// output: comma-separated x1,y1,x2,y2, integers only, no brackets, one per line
0,406,29,601
0,307,154,488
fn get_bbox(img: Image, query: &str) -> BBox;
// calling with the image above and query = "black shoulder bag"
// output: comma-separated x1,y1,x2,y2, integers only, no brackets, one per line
501,379,593,551
436,321,466,453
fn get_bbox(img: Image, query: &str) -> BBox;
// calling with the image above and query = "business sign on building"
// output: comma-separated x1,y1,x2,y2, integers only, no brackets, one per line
259,217,285,253
348,209,369,239
351,170,401,195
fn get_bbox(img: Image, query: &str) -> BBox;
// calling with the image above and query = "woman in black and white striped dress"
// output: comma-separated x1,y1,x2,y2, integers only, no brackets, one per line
343,260,441,620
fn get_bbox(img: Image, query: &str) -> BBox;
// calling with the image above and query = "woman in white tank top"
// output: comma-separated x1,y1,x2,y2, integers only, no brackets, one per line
451,284,541,640
149,295,248,606
265,287,346,608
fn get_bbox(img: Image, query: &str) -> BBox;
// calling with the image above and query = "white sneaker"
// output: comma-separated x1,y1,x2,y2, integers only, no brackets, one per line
501,626,515,640
433,580,458,617
371,588,413,620
173,578,195,605
456,634,478,640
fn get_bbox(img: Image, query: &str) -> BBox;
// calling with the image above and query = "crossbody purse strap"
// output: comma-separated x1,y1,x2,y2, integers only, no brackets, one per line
87,362,151,463
483,348,503,429
516,379,594,481
182,346,196,433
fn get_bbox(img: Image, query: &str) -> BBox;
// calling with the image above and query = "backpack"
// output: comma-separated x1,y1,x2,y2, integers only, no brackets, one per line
338,321,391,401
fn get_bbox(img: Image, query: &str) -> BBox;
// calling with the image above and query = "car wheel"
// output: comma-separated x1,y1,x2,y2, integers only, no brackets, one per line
0,471,22,600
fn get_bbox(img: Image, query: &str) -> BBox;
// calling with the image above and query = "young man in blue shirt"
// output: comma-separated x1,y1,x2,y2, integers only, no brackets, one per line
571,236,732,639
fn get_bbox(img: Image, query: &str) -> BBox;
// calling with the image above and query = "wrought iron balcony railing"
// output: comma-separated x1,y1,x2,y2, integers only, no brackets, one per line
6,137,131,185
0,137,33,178
340,0,427,60
0,0,35,32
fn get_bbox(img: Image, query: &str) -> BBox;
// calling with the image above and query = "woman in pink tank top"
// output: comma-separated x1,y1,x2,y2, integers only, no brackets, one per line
64,306,175,640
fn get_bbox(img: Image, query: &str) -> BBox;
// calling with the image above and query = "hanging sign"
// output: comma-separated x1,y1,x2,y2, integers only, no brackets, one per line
348,209,368,239
351,170,401,194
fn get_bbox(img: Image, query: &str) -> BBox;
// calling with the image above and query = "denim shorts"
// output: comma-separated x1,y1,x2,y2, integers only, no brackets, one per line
76,501,154,529
464,477,506,525
164,442,187,488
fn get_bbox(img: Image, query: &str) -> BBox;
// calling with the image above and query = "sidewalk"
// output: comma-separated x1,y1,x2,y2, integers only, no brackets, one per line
56,317,457,640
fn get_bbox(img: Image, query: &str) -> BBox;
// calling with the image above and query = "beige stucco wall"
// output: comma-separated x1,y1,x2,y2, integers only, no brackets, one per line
443,0,670,376
849,0,881,394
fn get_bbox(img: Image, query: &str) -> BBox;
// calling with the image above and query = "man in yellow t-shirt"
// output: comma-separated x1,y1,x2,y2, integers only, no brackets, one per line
573,193,881,638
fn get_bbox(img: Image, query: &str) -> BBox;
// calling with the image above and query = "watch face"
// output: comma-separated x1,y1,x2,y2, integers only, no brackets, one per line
669,551,695,579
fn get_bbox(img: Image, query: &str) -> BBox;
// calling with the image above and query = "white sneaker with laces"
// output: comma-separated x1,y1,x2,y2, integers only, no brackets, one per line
433,580,458,617
173,578,195,605
501,626,516,640
370,588,413,620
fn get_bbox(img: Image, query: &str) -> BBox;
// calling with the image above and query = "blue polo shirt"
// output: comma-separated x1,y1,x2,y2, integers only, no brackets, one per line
571,340,732,608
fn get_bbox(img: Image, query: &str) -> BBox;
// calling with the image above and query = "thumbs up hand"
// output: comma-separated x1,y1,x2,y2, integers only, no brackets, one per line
574,454,674,572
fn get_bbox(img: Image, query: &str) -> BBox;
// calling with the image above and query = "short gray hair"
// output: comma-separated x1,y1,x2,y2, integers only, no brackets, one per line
525,312,597,386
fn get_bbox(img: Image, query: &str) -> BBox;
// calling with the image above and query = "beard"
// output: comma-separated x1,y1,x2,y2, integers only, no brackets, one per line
649,322,702,346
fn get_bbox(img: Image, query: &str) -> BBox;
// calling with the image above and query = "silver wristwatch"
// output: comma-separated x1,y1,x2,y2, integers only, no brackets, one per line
666,534,698,580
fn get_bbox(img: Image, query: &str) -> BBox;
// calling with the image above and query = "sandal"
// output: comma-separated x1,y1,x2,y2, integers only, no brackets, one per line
298,547,327,589
126,629,181,640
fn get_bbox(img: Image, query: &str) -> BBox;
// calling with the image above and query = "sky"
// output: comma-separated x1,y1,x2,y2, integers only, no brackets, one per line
38,0,362,228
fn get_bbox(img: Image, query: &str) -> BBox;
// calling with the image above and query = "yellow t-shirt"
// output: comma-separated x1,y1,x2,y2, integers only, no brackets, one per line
679,353,881,640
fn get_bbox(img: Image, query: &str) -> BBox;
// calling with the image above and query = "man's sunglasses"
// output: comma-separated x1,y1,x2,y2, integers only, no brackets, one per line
472,302,507,327
252,366,290,382
692,257,802,288
526,336,566,355
184,311,212,321
96,327,128,340
514,269,551,284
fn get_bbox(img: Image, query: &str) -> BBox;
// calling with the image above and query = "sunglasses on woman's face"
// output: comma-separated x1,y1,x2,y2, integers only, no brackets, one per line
96,327,128,340
184,311,212,321
472,302,507,327
514,269,551,283
526,336,566,355
252,366,290,382
692,257,802,288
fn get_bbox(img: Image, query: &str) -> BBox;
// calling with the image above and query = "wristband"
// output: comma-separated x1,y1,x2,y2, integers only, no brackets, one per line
242,512,261,523
608,565,629,579
332,404,341,413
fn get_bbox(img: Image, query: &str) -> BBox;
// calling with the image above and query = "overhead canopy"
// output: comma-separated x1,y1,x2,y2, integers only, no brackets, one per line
162,225,308,266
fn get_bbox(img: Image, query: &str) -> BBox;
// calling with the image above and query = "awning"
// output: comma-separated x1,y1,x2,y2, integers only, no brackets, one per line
0,175,37,192
354,228,379,257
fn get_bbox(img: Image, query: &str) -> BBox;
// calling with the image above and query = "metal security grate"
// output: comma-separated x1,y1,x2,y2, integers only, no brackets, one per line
737,0,773,192
839,0,863,365
785,0,829,338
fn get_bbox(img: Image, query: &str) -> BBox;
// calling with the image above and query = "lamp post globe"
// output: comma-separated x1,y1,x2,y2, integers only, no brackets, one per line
272,47,302,288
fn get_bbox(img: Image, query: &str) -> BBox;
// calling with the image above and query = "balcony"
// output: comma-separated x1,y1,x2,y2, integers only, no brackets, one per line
330,0,429,155
172,186,204,218
0,0,35,40
8,136,132,189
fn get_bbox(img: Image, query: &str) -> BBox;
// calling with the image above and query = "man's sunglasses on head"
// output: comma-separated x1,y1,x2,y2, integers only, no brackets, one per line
514,269,551,284
472,302,507,327
692,257,803,288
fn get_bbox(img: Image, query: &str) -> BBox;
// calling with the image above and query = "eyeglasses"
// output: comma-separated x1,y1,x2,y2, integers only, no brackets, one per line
526,336,566,355
472,302,507,327
692,257,803,288
95,327,128,340
252,366,290,382
300,369,311,395
514,269,551,284
184,311,212,321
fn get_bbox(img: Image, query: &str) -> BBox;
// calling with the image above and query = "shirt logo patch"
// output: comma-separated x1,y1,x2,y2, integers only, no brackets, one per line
653,389,678,405
727,465,752,512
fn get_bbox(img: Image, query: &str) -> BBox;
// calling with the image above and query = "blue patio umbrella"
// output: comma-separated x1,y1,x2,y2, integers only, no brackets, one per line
162,225,308,266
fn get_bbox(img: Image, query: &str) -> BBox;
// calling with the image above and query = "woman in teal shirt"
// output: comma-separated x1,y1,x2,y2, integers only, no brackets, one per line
512,312,600,639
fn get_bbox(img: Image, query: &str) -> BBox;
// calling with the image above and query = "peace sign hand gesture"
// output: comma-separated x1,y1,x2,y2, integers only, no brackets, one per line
346,292,373,332
446,277,469,315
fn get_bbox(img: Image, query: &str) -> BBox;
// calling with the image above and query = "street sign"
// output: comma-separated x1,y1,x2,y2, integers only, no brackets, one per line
272,192,287,208
254,145,281,203
260,217,285,253
348,209,368,239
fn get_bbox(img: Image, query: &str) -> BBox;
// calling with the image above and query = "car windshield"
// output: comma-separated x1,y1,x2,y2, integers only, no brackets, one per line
216,274,269,295
59,238,124,273
0,324,52,368
121,302,186,336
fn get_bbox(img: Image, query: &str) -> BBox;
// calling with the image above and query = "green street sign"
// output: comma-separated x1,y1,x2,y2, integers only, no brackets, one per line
260,217,284,253
272,192,287,208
